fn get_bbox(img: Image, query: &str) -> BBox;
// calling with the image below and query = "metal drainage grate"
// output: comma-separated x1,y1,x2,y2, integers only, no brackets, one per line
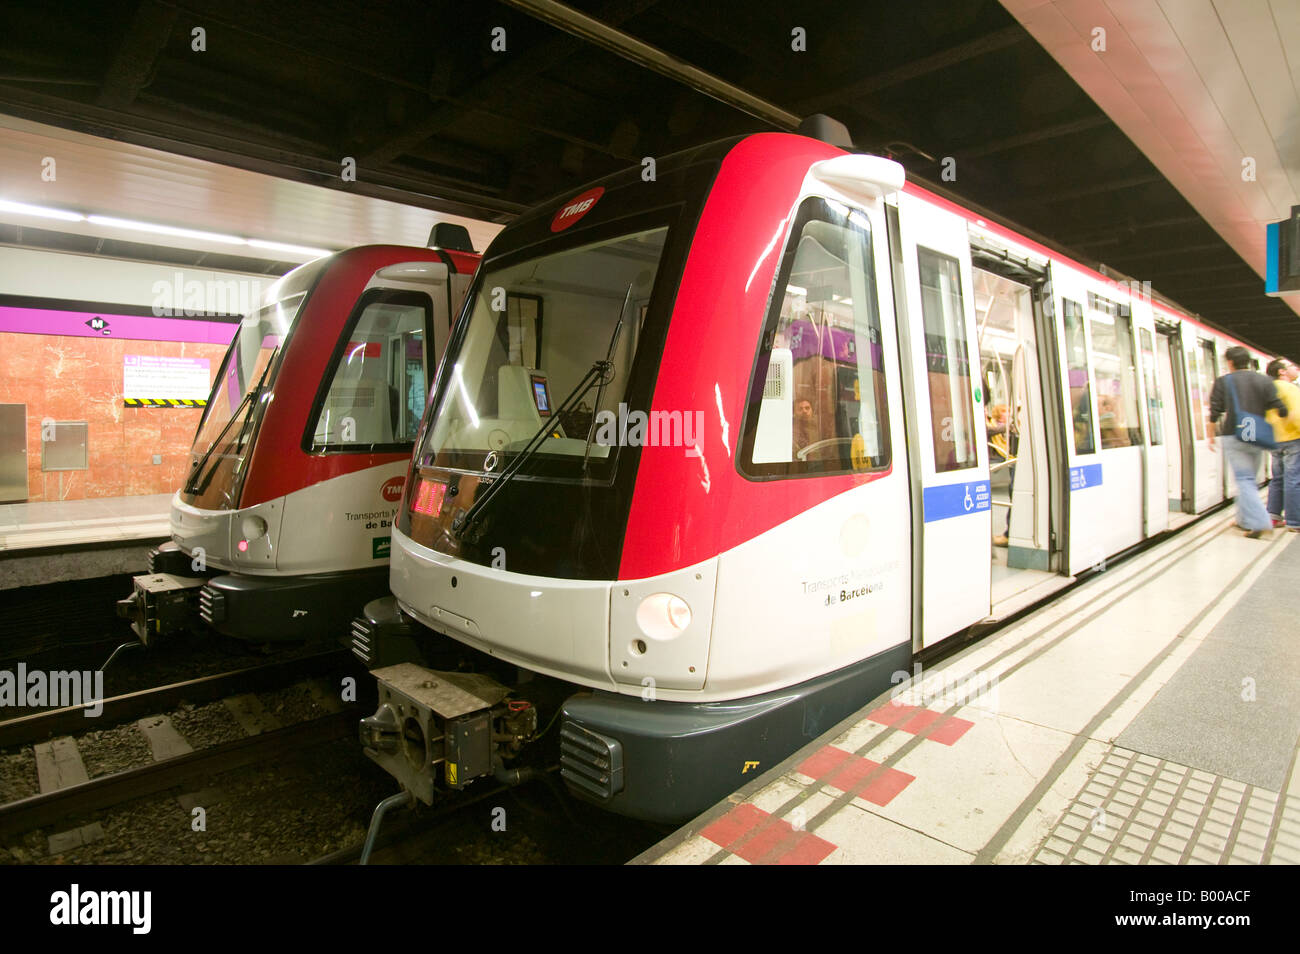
559,721,624,800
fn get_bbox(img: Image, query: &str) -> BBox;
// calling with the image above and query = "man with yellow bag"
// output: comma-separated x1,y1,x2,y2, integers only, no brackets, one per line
1265,357,1300,531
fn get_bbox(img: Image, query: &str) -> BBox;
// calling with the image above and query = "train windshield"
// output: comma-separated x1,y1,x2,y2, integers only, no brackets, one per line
183,292,307,507
418,225,669,481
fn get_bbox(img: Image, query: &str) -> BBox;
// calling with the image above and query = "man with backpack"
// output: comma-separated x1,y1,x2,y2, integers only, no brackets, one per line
1207,345,1288,538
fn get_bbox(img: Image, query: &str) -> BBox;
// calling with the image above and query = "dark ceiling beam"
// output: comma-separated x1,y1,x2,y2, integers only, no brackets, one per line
363,0,663,166
793,25,1030,115
98,0,179,108
1110,243,1230,262
957,115,1111,159
1154,262,1255,279
500,0,798,128
1062,215,1203,246
165,1,434,96
1010,174,1165,204
1160,279,1263,294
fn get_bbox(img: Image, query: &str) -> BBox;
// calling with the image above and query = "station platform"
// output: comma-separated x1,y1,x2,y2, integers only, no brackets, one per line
0,493,170,588
0,493,171,552
636,508,1300,865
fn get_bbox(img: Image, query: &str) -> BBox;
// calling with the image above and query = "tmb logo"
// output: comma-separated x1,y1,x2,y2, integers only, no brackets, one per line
380,476,405,502
550,187,604,233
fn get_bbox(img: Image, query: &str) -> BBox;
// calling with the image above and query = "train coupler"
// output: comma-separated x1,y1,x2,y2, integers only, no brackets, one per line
115,572,205,646
360,662,538,804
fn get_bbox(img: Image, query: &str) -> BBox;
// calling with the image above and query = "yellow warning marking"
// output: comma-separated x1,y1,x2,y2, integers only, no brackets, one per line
446,762,458,785
742,760,760,774
124,398,207,408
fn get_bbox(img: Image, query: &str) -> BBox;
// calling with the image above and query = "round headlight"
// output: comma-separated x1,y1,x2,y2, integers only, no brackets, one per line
635,593,692,640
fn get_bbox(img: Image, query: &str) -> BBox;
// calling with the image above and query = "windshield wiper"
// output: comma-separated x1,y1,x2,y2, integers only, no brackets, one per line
454,358,612,541
582,285,630,474
183,353,276,497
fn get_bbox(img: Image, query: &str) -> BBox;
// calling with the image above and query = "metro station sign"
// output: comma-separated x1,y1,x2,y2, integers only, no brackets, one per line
1265,204,1300,296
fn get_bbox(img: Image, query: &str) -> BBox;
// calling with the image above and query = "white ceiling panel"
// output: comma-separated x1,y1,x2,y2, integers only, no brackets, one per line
0,113,502,262
1003,0,1300,319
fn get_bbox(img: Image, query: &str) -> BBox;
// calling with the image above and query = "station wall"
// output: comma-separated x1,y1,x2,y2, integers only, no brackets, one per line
0,247,272,503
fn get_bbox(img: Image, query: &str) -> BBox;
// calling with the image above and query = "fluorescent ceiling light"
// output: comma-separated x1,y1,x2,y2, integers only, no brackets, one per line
247,239,333,257
86,214,246,245
0,199,84,222
1,199,337,258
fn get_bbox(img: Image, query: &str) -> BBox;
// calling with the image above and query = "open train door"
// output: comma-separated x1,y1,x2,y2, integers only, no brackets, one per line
893,191,991,649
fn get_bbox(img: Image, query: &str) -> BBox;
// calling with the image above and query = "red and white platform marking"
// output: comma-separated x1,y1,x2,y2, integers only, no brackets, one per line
636,511,1300,865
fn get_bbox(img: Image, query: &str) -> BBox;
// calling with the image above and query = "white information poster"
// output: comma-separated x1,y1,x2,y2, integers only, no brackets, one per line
123,355,211,401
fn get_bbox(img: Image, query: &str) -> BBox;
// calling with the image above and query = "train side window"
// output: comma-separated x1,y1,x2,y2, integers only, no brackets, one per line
739,195,890,479
917,247,977,473
307,289,434,452
1062,298,1096,455
1139,329,1163,446
1089,308,1144,449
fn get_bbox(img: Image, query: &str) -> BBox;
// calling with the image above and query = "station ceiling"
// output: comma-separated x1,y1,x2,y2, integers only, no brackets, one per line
0,0,1297,356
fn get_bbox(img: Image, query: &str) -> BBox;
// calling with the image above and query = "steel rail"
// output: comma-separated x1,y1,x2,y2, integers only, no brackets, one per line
0,649,351,749
0,709,355,838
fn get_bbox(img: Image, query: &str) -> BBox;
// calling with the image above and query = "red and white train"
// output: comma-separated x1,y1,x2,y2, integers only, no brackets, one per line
355,120,1272,822
118,228,479,645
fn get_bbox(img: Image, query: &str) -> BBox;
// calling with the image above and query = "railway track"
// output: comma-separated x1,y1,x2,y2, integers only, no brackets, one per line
0,649,353,748
0,709,354,840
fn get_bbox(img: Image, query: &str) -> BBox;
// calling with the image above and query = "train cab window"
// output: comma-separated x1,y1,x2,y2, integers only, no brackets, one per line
1061,298,1096,455
308,289,433,452
917,247,977,473
419,225,668,479
741,196,889,478
1088,302,1144,449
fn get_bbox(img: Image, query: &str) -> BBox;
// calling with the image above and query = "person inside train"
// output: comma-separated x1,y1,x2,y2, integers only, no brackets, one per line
987,403,1017,547
1265,357,1300,532
1207,345,1288,538
793,397,818,456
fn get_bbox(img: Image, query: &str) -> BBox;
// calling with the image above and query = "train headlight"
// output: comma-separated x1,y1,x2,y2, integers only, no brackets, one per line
635,593,692,640
240,515,268,541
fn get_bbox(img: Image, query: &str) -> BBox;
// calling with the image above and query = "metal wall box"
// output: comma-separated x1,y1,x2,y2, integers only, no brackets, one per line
41,421,88,472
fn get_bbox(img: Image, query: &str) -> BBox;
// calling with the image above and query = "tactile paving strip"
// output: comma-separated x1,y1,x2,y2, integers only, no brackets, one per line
1034,745,1300,865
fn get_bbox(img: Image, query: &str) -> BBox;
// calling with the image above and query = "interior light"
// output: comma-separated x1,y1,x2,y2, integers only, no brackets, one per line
87,214,246,245
0,199,84,222
248,239,333,257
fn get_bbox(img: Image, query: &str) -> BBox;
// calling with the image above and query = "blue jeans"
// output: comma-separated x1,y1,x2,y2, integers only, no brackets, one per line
1267,438,1300,528
1222,435,1270,531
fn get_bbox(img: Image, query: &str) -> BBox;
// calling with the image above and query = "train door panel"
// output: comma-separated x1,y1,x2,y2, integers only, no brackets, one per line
1131,298,1167,538
895,194,990,647
1190,338,1224,511
1154,325,1187,512
1046,263,1107,576
1082,288,1145,558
